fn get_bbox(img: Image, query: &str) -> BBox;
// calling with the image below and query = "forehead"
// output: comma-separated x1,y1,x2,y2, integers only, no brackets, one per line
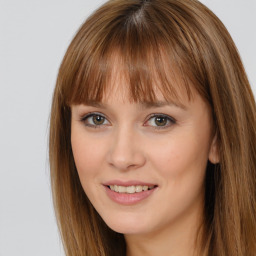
66,46,194,107
100,53,193,106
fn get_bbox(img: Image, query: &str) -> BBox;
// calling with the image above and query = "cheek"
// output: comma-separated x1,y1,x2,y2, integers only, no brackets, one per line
147,131,210,182
71,130,105,180
71,131,109,205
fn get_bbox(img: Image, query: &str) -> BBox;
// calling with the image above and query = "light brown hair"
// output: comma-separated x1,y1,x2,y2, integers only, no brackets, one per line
49,0,256,255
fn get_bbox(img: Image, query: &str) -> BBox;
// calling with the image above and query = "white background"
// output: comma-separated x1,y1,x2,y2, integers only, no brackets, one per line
0,1,255,255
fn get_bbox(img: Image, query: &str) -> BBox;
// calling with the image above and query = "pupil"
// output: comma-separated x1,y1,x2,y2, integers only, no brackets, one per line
155,116,167,126
93,115,104,125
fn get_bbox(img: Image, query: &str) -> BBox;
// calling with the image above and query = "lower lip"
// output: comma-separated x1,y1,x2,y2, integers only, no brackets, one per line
104,186,157,205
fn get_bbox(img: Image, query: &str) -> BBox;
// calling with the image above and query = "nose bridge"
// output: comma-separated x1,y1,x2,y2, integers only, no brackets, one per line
107,124,145,170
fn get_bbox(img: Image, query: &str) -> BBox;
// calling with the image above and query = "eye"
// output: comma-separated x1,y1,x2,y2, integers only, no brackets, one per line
81,113,110,128
144,114,176,129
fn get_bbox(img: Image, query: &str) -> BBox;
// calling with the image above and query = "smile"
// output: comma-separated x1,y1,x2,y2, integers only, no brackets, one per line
108,185,155,194
104,182,158,205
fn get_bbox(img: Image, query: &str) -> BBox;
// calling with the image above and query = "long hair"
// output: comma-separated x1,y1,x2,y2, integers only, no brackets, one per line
49,0,256,255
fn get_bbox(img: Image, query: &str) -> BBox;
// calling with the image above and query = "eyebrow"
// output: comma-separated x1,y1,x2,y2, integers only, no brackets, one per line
83,100,187,110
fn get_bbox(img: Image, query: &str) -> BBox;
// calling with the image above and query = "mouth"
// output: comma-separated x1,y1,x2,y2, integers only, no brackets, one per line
103,182,158,205
107,184,157,194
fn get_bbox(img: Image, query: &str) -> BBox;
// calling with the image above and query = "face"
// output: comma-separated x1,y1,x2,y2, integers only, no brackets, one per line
70,78,218,237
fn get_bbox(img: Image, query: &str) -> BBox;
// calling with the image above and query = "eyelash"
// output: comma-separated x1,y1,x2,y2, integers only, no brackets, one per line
80,112,176,130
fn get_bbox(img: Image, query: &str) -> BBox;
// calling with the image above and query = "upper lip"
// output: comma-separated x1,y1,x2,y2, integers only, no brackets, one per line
103,180,157,187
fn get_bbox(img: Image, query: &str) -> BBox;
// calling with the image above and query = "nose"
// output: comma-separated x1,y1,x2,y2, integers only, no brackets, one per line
106,127,146,171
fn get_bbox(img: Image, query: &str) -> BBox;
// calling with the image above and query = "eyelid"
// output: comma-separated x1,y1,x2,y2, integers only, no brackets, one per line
80,111,104,119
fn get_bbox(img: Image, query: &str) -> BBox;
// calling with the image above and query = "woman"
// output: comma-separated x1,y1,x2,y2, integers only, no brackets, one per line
49,0,256,255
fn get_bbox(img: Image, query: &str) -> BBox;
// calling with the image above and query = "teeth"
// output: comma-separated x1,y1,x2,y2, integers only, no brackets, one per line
142,185,148,191
127,186,136,193
118,186,126,193
135,186,143,193
109,185,155,193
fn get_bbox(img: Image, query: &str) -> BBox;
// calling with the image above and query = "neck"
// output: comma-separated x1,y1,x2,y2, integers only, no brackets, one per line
125,202,204,256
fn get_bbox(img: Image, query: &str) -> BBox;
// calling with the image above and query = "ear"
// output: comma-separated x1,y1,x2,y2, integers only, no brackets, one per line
208,133,219,164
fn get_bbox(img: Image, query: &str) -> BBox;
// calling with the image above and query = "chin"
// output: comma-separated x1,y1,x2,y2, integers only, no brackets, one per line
101,213,151,235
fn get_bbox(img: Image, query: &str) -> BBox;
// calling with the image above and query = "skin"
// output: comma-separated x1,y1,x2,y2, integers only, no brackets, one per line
71,77,219,256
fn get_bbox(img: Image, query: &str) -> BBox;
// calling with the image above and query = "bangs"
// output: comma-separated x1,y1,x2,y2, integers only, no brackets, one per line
60,1,197,107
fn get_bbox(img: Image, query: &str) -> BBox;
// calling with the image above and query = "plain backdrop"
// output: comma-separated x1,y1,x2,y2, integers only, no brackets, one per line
0,1,255,255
